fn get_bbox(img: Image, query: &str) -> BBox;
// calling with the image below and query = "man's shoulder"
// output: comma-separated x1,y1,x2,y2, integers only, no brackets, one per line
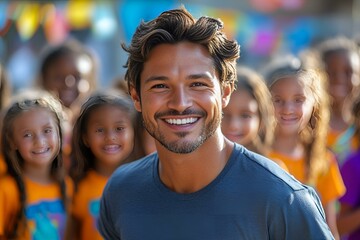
107,153,157,187
233,144,308,192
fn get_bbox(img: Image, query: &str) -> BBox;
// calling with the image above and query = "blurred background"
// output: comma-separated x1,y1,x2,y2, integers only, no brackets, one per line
0,0,359,93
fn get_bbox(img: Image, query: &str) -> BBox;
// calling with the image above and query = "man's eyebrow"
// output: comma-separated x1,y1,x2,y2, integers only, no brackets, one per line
144,75,168,84
187,73,212,80
144,73,213,83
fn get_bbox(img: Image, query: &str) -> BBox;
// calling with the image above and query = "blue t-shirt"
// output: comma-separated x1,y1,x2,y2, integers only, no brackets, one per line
98,144,333,240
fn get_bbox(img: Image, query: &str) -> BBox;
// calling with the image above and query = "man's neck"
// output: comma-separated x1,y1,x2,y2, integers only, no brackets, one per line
156,132,233,194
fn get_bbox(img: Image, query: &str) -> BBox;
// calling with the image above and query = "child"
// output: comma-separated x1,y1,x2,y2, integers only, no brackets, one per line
265,59,346,240
221,66,287,170
221,66,275,156
38,39,97,114
0,90,72,239
66,91,136,240
38,40,98,172
337,91,360,240
113,78,156,159
316,36,360,166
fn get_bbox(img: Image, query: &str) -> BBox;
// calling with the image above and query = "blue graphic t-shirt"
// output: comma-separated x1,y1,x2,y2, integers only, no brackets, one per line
89,198,101,229
26,199,66,240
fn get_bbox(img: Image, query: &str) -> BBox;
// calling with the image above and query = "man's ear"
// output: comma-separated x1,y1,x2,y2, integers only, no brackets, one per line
222,82,233,108
129,85,142,112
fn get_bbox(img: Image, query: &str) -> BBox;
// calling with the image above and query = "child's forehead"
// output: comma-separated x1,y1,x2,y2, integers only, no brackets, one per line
326,50,360,72
271,76,316,94
88,103,131,116
84,105,134,127
12,107,58,128
48,54,79,68
18,106,56,117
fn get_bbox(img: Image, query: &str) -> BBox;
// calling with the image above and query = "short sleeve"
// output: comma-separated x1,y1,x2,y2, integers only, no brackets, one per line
0,176,20,237
97,184,120,240
316,152,346,205
269,187,334,240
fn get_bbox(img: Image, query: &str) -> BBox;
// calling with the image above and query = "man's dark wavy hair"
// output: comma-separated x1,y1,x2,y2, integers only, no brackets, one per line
122,7,240,98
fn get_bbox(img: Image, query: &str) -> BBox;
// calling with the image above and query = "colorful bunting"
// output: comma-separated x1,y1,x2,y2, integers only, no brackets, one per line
65,0,93,29
0,0,324,61
206,8,238,39
92,3,117,40
249,0,282,13
16,3,41,41
43,4,69,45
0,1,8,29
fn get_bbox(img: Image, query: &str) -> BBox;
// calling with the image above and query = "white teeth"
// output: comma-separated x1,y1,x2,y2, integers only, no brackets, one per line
33,148,49,154
104,145,119,150
165,118,197,125
282,117,296,121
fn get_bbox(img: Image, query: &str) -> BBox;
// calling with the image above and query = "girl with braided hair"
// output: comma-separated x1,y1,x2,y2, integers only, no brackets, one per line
0,90,72,239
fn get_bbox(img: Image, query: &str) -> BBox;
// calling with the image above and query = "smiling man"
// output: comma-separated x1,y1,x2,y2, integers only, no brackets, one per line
98,7,334,240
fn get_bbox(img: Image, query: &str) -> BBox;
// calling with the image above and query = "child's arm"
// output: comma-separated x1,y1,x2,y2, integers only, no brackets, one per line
324,201,340,240
0,175,21,238
337,203,360,236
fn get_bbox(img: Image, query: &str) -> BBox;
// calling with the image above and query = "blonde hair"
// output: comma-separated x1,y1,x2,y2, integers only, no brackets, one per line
1,90,68,238
297,69,330,185
265,59,330,185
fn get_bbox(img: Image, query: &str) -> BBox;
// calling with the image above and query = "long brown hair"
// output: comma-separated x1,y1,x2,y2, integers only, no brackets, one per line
266,65,330,185
70,90,137,186
229,66,275,155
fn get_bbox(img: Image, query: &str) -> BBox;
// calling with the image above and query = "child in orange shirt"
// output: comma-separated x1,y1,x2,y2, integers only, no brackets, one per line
221,66,287,170
316,36,360,165
0,91,72,239
221,66,275,155
38,40,99,174
66,91,136,240
264,57,346,240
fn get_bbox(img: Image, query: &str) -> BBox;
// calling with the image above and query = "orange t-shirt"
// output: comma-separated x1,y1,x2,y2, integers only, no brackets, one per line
0,154,6,176
72,170,108,240
0,175,73,239
0,175,21,238
269,150,346,206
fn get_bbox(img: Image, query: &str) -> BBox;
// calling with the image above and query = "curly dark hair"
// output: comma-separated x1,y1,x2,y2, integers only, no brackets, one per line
122,7,240,98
